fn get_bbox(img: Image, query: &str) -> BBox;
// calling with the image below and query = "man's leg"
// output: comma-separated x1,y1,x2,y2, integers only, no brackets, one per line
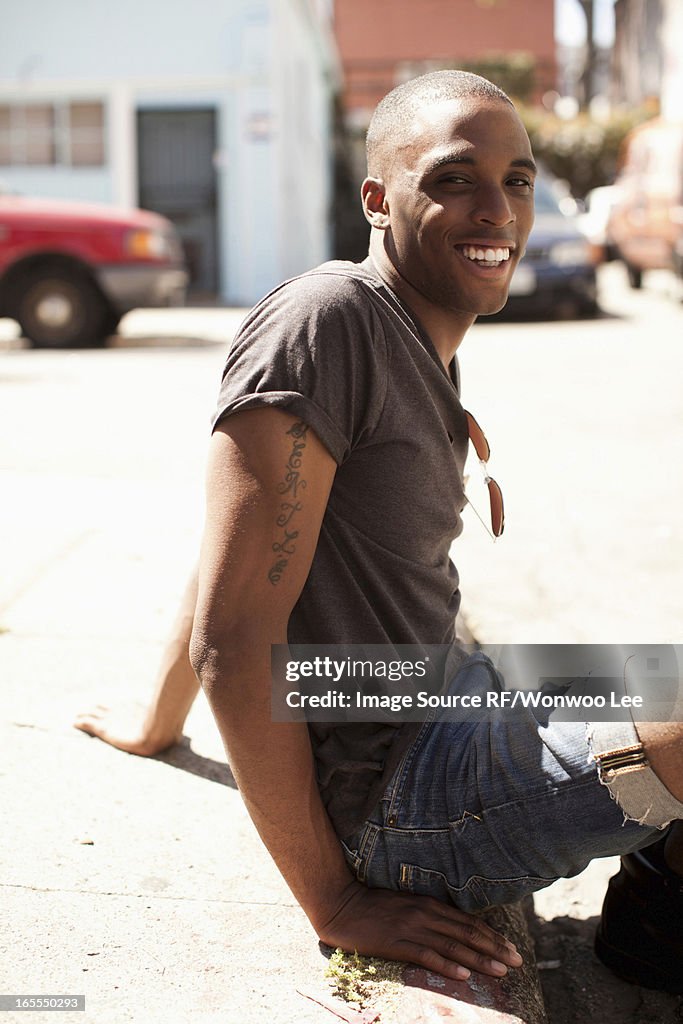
74,568,200,755
343,654,683,991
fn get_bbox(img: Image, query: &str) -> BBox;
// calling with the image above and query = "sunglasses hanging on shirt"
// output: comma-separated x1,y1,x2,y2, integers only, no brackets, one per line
463,409,505,540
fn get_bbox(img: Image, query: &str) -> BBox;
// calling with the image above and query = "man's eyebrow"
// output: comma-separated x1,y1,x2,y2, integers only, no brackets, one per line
423,154,538,176
510,158,538,174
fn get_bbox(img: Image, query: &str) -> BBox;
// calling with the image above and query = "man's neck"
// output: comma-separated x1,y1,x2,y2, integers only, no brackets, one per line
368,238,475,370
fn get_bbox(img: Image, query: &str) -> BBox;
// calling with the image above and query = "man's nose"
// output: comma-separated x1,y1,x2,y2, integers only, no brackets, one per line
472,185,514,226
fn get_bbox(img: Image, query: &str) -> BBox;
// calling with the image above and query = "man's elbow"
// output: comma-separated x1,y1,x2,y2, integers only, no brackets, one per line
189,625,220,689
189,614,278,700
190,629,244,708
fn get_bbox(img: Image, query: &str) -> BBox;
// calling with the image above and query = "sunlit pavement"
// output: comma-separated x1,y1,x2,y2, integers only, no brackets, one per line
457,261,682,646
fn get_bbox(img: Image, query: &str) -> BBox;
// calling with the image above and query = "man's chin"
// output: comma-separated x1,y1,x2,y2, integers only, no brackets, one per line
462,292,510,317
475,296,509,316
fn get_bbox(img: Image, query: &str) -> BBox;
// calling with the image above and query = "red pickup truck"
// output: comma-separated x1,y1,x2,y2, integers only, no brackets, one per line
0,194,188,347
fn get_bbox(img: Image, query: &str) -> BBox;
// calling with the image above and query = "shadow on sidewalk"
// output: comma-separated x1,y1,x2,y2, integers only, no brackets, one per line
528,911,683,1023
153,738,237,789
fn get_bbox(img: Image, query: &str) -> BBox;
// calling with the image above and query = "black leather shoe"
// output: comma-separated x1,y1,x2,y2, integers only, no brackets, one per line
595,835,683,993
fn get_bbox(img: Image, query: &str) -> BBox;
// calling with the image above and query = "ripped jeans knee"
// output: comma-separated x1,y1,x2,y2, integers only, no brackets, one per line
587,719,683,829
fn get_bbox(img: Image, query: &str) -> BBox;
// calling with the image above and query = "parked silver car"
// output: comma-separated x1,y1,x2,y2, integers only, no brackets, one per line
496,177,599,319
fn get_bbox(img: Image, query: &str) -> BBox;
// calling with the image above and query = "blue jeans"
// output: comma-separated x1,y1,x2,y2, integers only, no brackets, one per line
340,653,683,912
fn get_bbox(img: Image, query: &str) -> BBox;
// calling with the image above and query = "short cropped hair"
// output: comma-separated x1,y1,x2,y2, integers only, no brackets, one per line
366,70,513,177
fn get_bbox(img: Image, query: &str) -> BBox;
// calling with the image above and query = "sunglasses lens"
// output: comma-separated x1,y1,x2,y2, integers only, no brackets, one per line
487,478,505,537
465,411,491,462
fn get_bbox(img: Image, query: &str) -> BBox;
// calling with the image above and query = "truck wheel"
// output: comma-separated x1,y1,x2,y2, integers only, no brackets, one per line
102,311,123,336
625,262,643,289
16,271,111,348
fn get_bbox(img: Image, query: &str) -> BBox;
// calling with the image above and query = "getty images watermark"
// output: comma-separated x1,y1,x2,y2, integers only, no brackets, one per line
270,644,682,723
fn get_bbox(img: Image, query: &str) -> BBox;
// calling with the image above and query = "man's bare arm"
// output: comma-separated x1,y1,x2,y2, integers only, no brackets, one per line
190,406,522,980
74,569,200,755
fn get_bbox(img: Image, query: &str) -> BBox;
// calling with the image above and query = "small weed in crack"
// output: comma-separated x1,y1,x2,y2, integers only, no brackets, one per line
325,948,404,1013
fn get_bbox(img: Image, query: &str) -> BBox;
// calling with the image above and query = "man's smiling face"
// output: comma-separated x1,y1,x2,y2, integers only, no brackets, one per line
378,96,536,317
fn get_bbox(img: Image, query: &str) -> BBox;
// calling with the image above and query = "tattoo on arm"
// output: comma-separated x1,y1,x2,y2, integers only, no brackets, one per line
268,422,310,585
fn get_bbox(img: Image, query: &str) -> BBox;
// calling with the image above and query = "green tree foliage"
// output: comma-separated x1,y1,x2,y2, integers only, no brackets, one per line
520,105,657,197
459,53,537,104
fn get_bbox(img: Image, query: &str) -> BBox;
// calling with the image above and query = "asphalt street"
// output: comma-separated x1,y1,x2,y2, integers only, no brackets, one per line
1,262,682,1023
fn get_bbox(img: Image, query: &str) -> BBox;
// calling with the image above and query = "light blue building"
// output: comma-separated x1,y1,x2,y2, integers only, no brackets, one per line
0,0,339,304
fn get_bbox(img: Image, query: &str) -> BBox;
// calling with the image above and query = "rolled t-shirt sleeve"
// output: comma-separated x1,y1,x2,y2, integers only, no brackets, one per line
212,270,388,465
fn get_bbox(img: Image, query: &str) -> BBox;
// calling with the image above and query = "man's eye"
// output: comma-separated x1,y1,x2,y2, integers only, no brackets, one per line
507,177,534,190
439,175,469,185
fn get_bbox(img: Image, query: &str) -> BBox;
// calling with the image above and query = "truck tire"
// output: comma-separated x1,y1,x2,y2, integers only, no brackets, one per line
102,310,123,336
16,270,112,348
625,262,643,289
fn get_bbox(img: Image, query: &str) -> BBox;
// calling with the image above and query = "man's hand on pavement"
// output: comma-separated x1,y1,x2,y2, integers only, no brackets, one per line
317,880,524,981
73,703,181,757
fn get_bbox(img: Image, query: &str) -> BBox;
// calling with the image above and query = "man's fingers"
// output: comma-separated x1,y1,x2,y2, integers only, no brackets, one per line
419,902,520,961
393,904,524,977
73,714,104,731
394,929,521,981
395,943,472,981
393,940,507,982
438,914,522,963
405,898,522,964
426,930,518,976
74,707,109,724
322,885,525,983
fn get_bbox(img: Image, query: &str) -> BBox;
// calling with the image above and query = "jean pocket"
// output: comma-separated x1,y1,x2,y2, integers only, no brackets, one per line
398,862,487,910
339,839,362,876
398,862,556,911
341,822,382,883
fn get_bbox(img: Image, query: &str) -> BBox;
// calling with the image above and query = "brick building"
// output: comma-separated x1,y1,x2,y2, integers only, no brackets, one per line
334,0,556,123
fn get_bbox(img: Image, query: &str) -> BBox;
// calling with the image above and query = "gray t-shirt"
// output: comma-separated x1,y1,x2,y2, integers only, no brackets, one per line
213,257,469,838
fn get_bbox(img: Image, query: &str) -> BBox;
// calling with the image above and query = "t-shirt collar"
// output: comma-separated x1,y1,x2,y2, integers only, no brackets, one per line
359,255,460,393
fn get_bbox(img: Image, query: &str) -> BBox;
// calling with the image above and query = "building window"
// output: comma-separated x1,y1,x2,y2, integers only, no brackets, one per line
0,104,56,165
0,100,105,167
68,102,106,166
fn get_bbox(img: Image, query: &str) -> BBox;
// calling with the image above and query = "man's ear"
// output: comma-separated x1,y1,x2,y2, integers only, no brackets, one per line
361,177,390,229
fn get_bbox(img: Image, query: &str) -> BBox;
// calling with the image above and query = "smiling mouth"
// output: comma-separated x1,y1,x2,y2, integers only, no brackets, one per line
457,244,512,268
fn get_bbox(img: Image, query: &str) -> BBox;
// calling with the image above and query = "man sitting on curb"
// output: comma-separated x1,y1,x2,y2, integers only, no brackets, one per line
76,70,683,994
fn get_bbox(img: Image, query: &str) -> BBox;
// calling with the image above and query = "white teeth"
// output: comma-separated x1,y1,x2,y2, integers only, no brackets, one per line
461,245,511,263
